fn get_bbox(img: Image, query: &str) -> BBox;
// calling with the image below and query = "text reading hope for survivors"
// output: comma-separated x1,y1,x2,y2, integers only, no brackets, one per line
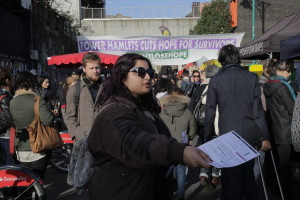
79,39,237,52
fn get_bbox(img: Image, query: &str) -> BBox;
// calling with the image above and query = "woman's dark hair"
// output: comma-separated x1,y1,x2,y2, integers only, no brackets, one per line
14,71,38,91
37,75,49,86
218,44,241,66
170,76,177,85
192,70,200,75
272,60,294,75
155,78,173,94
263,58,277,76
0,67,12,87
97,53,160,113
170,86,184,96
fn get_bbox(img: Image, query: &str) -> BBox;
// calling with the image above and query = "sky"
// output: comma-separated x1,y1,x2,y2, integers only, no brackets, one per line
106,0,208,18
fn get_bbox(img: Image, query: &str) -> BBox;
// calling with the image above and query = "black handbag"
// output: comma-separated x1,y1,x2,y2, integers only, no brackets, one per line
193,86,208,126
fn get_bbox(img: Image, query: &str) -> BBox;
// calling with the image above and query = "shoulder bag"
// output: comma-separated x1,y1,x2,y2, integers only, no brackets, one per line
27,96,63,153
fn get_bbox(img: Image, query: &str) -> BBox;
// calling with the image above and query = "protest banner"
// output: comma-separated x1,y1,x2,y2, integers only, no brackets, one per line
77,33,244,65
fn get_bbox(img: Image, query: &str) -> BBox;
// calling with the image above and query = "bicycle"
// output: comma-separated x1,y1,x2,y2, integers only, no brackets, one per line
49,131,73,173
0,164,46,199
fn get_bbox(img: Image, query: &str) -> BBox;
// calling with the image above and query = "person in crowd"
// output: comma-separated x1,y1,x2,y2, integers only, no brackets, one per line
176,74,183,88
189,66,219,114
0,67,14,164
63,76,78,100
37,75,50,98
263,59,295,199
184,70,201,97
200,70,206,83
37,75,59,117
159,87,197,200
56,80,67,130
204,44,271,200
180,69,190,91
65,52,102,141
56,80,65,110
170,76,177,86
259,58,277,111
10,71,53,178
189,65,220,187
154,78,173,99
87,53,211,200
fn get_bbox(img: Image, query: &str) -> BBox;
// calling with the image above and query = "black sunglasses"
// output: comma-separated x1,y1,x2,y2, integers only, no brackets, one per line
129,67,155,79
193,75,200,78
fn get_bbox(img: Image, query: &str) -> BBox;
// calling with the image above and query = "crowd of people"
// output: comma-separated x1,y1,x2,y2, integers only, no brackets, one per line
0,44,300,200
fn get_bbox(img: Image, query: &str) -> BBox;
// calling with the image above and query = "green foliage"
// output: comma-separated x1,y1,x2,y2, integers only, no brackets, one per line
190,0,233,35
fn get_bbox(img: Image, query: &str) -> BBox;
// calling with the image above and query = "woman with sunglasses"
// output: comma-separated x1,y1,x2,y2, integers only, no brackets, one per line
87,53,211,200
184,70,201,97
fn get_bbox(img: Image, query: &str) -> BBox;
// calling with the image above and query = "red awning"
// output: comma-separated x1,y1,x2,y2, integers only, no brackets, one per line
47,52,120,66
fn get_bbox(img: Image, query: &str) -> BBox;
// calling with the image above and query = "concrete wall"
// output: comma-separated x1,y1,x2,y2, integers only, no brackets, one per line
81,18,199,36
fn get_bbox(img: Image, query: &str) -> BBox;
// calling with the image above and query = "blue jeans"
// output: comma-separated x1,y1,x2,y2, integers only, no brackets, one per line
173,164,186,198
0,138,14,165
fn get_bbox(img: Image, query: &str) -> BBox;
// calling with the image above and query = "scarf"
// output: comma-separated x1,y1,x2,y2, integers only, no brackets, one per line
270,75,296,101
82,73,101,89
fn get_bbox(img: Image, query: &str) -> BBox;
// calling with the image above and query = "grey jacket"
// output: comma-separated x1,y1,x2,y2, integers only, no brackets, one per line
159,95,197,142
65,79,102,140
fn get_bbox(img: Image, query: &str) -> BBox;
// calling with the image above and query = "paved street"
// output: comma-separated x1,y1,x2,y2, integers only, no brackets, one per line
43,163,300,200
43,165,88,199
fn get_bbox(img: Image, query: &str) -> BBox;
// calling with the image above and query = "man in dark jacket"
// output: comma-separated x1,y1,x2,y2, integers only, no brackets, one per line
204,44,271,200
0,67,14,164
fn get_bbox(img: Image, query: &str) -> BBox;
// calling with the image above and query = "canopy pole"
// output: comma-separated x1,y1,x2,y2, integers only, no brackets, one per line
252,0,256,63
252,0,256,40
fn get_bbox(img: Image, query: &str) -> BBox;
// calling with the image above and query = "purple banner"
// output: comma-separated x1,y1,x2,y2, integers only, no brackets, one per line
78,38,237,52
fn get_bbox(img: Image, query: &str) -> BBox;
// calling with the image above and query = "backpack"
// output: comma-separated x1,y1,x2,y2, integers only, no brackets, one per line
67,103,113,189
193,86,208,126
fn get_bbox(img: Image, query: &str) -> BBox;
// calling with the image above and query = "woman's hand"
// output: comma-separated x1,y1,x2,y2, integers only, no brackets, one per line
260,140,271,151
52,109,59,117
183,146,212,168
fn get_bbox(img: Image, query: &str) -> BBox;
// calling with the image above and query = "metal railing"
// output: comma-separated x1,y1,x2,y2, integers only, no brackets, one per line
81,6,201,19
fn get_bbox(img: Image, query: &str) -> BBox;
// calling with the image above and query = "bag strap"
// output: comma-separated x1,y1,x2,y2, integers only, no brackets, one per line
202,85,208,97
0,95,6,112
0,94,7,101
33,96,40,119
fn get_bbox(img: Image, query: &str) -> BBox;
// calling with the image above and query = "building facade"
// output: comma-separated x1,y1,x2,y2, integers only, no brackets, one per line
0,0,78,76
230,0,300,45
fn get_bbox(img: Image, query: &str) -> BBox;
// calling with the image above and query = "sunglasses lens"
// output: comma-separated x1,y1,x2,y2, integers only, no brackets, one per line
137,67,147,78
193,75,200,78
148,69,155,79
